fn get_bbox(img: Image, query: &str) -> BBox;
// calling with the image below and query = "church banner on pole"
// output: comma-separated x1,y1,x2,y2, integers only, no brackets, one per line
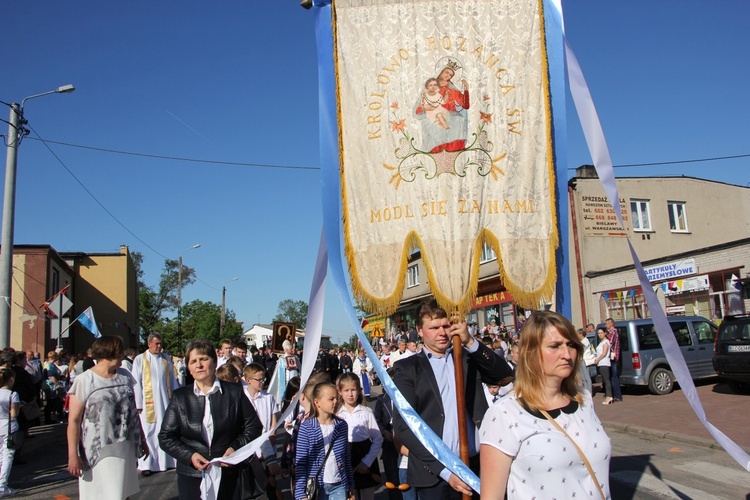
333,0,558,316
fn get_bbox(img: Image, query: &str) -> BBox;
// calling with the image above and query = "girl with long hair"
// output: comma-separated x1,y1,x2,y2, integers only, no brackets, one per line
336,373,382,500
294,382,353,500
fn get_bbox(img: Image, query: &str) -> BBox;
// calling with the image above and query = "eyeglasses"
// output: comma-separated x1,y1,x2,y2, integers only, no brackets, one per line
247,377,264,383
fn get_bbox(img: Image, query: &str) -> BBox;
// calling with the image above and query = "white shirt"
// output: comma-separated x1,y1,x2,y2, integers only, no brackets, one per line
244,387,277,459
483,383,502,406
596,339,611,367
380,352,393,368
320,423,341,484
480,392,611,499
399,349,415,361
193,379,222,447
337,404,383,467
389,349,406,364
0,388,19,435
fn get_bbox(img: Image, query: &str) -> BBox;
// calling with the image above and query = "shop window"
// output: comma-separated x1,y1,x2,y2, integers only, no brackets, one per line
668,201,688,232
501,303,516,331
630,199,652,231
480,243,496,263
407,264,419,288
485,305,500,325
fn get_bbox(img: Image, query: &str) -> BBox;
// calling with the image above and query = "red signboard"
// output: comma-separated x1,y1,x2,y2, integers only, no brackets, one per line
471,291,513,308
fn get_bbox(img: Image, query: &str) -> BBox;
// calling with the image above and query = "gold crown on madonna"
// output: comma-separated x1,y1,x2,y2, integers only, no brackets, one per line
444,60,462,72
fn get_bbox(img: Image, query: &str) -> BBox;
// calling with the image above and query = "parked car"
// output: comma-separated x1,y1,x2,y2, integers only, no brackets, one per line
598,316,717,395
713,314,750,394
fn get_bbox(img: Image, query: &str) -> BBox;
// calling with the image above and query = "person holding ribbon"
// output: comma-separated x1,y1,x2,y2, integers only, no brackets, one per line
159,339,262,500
132,333,180,475
392,298,513,499
479,311,611,499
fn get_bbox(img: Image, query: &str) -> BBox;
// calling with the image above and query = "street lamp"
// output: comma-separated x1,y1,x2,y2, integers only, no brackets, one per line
0,84,75,349
220,277,239,337
177,243,200,343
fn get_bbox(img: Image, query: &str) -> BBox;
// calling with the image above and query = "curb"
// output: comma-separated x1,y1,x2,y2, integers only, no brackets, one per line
602,421,723,450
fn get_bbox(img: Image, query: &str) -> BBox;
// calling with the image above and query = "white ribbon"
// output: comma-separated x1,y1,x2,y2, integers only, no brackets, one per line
553,1,750,472
201,231,329,498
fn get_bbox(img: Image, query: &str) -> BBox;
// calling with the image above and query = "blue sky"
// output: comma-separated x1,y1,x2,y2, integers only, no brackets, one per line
3,1,748,344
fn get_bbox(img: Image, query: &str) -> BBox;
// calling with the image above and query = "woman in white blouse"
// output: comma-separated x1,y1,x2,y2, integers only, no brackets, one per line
479,311,611,499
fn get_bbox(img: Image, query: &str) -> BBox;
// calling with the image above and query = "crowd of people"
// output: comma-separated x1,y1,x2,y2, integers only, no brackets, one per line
0,297,622,499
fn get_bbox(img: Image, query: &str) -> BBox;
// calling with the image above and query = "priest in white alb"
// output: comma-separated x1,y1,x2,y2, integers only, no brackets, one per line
132,333,179,475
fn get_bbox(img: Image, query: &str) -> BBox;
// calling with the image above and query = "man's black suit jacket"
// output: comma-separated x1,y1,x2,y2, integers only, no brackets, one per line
392,341,513,488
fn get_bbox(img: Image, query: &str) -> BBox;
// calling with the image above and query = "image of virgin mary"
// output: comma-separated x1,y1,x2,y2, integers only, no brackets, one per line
414,61,470,153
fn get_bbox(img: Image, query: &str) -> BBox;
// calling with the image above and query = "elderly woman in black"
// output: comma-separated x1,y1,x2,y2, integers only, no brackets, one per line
159,339,262,500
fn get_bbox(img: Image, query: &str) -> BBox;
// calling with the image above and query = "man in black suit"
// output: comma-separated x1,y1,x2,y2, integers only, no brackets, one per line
314,346,329,375
328,348,340,381
339,350,353,374
393,298,513,499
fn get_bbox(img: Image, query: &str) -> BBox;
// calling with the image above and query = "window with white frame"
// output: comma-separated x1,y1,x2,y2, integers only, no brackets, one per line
480,242,497,263
630,199,652,231
667,201,688,232
407,264,419,288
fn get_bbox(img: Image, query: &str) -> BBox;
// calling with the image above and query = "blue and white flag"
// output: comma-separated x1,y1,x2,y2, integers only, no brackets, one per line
76,306,101,338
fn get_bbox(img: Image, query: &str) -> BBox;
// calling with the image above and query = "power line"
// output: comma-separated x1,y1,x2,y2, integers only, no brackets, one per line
27,126,169,260
25,132,238,295
26,137,320,171
568,153,750,170
27,136,749,172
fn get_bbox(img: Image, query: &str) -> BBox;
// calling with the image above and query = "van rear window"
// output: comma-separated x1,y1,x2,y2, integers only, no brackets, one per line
636,322,691,350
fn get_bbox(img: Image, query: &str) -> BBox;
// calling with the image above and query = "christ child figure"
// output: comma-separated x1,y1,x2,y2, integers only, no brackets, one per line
418,78,450,130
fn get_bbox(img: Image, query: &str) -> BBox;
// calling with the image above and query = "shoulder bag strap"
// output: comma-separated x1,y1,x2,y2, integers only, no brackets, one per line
6,392,13,447
540,409,606,500
314,434,335,478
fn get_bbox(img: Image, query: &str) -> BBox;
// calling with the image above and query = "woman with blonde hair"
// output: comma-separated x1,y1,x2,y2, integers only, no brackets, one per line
479,311,611,499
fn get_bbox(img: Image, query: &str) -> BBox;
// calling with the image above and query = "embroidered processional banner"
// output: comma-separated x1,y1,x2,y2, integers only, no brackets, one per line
334,0,558,315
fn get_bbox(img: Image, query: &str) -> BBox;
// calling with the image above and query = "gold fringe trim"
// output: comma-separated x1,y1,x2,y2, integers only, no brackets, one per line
336,0,559,317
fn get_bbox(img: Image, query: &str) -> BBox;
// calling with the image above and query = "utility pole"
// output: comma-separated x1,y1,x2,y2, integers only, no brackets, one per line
0,85,74,349
220,285,227,336
177,244,200,346
0,104,21,349
219,277,238,337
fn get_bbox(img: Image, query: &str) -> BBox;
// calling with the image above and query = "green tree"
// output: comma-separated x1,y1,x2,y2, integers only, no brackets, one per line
273,299,308,330
179,299,243,347
342,334,359,351
133,252,196,344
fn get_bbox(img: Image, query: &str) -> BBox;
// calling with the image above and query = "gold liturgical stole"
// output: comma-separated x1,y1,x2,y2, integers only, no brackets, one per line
143,353,172,424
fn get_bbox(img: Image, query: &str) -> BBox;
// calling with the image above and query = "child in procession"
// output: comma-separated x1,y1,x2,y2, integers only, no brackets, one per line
336,373,383,500
283,373,331,486
244,363,281,498
294,381,354,500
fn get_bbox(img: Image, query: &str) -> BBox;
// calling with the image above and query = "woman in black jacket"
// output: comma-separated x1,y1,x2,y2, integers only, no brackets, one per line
159,339,262,500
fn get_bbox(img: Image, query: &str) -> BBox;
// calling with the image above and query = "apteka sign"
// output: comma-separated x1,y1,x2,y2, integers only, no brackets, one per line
644,258,696,283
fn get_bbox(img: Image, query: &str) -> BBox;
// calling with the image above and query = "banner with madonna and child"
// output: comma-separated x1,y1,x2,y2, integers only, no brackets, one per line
314,0,567,492
333,0,558,317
